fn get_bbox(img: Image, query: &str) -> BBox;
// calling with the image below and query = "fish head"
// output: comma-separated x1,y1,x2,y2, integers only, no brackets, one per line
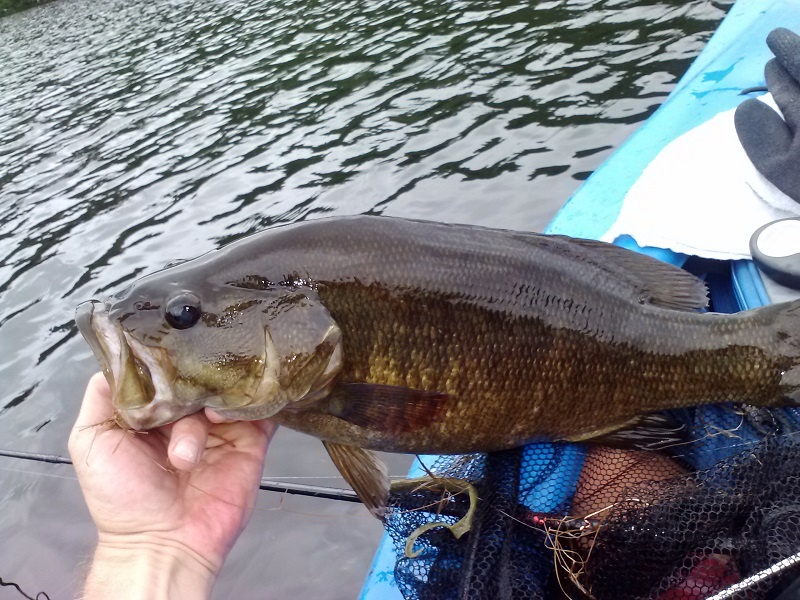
75,270,343,430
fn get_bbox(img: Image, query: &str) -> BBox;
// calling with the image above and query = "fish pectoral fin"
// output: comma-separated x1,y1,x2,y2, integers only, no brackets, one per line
326,383,450,434
323,441,389,520
565,413,687,451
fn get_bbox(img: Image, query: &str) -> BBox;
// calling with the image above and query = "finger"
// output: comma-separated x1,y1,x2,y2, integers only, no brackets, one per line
205,408,237,424
255,418,279,441
765,59,800,133
736,97,793,159
168,412,211,471
767,27,800,84
202,419,278,465
234,418,278,457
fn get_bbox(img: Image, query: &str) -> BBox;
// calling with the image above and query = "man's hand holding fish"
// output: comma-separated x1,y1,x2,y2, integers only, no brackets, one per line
69,373,276,599
72,216,800,594
74,216,800,522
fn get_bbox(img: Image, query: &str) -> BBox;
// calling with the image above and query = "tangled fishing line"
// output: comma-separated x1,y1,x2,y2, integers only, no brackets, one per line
383,405,800,599
0,577,50,600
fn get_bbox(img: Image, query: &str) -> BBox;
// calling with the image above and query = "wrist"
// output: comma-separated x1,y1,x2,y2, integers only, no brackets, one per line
84,534,217,600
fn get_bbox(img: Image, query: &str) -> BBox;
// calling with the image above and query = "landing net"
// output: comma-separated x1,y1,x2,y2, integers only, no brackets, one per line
385,405,800,599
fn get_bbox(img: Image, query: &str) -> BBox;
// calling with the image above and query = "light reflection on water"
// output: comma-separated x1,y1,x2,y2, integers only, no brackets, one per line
0,0,730,596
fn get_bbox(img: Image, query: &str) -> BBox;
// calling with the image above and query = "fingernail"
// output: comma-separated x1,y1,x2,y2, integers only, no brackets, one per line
173,438,200,465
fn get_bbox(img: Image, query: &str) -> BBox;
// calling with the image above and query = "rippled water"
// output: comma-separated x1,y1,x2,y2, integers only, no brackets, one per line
0,0,730,596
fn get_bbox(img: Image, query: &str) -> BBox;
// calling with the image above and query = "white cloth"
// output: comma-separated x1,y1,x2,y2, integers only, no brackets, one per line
602,95,800,260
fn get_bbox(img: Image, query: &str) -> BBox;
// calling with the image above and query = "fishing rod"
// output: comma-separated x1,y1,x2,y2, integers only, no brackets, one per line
0,448,361,503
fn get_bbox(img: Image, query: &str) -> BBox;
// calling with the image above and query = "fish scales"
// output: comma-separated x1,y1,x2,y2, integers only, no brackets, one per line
76,216,800,513
282,282,785,453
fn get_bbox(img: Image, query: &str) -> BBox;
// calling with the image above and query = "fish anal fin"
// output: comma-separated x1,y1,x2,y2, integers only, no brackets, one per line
323,441,389,519
326,383,450,435
566,413,687,451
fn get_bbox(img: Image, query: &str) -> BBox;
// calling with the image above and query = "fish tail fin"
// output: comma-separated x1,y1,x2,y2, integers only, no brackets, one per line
776,300,800,405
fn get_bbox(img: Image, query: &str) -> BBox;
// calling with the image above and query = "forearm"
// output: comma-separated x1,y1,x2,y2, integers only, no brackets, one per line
82,536,217,600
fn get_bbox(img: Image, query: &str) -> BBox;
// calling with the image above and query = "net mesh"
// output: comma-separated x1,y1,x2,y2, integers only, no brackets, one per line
384,406,800,600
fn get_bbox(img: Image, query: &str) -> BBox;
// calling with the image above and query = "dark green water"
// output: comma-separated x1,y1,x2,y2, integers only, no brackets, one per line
0,0,730,597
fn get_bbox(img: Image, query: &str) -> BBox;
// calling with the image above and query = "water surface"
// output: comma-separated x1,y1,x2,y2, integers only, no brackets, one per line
0,0,731,596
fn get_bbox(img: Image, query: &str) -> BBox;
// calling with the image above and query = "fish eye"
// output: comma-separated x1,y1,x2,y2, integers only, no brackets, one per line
165,293,202,330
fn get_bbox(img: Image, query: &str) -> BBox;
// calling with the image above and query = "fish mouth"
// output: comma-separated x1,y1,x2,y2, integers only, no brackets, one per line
75,300,177,429
76,301,118,390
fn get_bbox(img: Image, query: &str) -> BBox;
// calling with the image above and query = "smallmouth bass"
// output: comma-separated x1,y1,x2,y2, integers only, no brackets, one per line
75,216,800,516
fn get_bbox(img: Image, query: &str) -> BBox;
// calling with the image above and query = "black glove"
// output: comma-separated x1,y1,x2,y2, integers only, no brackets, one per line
735,28,800,204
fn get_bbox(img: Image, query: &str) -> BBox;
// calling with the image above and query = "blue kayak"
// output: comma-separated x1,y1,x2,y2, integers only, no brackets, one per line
361,1,800,597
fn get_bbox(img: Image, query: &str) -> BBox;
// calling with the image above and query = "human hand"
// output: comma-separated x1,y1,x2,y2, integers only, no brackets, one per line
69,373,276,597
735,27,800,203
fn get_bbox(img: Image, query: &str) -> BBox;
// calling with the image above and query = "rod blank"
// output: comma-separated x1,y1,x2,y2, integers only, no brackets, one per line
0,448,362,503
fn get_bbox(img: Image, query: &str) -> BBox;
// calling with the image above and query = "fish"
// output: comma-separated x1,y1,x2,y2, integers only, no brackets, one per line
75,215,800,517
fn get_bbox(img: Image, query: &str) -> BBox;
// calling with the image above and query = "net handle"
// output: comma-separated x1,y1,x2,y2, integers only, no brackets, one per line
706,551,800,600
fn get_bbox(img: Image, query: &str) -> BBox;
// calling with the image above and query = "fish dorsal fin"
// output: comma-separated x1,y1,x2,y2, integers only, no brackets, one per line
326,383,450,434
554,236,708,311
323,441,389,519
